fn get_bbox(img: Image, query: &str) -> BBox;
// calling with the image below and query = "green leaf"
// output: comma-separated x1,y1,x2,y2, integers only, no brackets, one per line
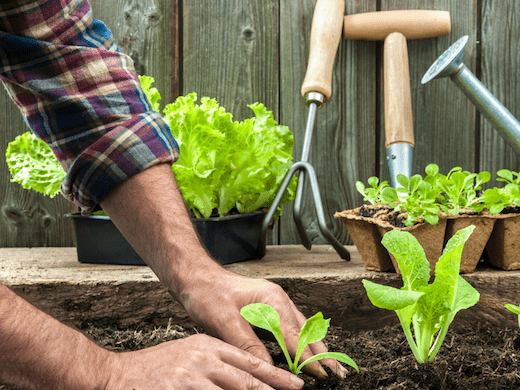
451,275,480,315
139,75,162,112
297,352,359,374
505,304,520,315
367,176,379,188
356,181,366,196
381,230,430,291
497,169,514,183
240,303,292,367
294,312,329,367
397,174,410,189
425,163,439,177
382,187,400,203
363,280,424,310
6,132,66,197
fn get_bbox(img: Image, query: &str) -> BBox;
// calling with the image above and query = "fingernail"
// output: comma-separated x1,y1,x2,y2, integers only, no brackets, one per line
291,375,305,388
336,364,346,380
318,365,328,379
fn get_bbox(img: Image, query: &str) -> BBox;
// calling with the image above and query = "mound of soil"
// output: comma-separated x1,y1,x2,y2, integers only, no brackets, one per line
3,320,518,390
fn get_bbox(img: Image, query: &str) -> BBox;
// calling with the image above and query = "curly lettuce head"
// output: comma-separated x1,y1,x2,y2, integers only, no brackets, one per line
6,132,66,198
141,74,298,219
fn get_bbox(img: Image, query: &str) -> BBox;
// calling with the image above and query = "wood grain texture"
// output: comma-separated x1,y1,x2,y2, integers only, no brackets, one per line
380,0,478,181
4,245,520,332
1,1,520,248
182,0,280,244
479,0,520,184
279,0,377,247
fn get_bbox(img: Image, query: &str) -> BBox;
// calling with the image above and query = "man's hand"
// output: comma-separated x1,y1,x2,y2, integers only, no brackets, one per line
101,164,347,383
107,333,305,390
176,267,348,380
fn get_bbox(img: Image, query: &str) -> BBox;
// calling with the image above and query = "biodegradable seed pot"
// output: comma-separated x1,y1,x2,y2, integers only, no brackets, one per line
336,165,520,273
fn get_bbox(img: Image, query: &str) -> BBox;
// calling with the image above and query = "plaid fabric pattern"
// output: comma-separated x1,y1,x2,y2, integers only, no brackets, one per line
0,0,179,213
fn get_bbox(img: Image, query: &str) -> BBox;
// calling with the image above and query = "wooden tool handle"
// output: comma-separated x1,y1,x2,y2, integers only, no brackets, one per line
384,32,414,148
343,10,450,41
301,0,344,102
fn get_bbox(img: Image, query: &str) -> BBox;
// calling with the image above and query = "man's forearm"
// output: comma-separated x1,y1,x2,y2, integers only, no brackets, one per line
99,163,221,298
0,282,113,390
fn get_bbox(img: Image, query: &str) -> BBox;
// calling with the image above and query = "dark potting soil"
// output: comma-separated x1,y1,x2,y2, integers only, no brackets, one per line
500,206,520,215
2,320,518,389
359,204,408,228
3,320,517,390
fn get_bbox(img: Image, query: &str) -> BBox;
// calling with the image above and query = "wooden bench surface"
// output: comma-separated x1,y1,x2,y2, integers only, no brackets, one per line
2,245,520,332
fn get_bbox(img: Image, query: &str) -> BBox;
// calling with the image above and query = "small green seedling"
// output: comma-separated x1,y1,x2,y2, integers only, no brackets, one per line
240,303,359,375
356,176,390,205
363,225,479,364
505,304,520,327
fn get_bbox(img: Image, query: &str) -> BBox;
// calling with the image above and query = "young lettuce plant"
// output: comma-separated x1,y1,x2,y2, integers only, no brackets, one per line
355,176,390,205
437,167,490,214
140,75,298,219
381,174,441,226
240,303,359,375
362,225,479,364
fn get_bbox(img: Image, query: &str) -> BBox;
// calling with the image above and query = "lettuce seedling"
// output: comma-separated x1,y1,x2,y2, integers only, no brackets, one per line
480,185,520,214
356,176,390,205
437,167,490,214
496,169,520,185
382,174,441,226
240,303,359,375
504,304,520,327
363,225,479,364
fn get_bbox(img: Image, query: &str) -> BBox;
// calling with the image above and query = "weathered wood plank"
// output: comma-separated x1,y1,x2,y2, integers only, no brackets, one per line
182,0,281,243
379,0,478,180
182,1,279,122
90,0,180,111
2,246,519,332
279,0,377,247
479,0,520,183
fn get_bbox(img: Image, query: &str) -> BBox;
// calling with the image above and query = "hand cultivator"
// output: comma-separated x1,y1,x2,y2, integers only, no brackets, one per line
261,0,350,260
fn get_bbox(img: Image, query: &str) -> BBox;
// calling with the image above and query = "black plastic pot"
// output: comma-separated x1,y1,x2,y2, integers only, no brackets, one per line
64,211,267,266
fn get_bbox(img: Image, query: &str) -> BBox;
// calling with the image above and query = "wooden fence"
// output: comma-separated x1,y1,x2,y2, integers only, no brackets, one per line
1,0,519,248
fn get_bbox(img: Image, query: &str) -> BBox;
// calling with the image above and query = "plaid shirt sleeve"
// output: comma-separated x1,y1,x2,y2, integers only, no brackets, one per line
0,0,180,214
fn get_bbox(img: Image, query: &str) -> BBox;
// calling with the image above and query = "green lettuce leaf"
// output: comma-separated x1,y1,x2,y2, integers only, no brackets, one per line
6,132,66,198
139,75,162,112
160,88,297,218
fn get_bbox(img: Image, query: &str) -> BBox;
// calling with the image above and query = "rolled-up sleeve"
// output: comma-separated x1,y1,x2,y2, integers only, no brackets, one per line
0,0,179,214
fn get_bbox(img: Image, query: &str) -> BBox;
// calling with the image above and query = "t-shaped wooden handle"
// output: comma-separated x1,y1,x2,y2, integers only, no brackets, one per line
343,10,451,41
301,0,344,102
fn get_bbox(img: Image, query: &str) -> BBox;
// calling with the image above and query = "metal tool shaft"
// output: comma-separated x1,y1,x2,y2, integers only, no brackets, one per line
293,93,321,250
422,35,520,155
453,66,520,153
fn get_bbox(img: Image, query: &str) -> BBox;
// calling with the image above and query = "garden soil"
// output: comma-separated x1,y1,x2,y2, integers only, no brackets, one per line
2,319,519,389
